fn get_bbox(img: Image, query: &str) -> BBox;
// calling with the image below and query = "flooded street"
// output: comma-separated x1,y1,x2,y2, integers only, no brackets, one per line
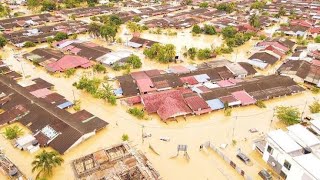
0,26,317,180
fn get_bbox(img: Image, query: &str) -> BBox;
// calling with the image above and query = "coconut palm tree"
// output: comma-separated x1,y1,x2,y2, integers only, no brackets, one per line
32,150,64,179
249,14,260,28
3,125,23,140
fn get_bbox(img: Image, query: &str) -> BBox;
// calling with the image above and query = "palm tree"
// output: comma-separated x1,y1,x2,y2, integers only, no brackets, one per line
3,125,23,140
249,14,260,28
32,150,64,179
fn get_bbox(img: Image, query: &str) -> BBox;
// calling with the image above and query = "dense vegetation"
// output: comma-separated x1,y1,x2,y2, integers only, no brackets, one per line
3,125,24,140
276,106,300,125
0,4,10,17
222,26,254,48
143,43,176,63
127,107,145,119
26,0,99,11
32,150,64,179
88,15,123,42
192,24,217,35
0,36,7,48
73,76,117,105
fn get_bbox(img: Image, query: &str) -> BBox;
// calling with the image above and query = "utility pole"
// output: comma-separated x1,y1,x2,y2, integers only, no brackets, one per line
232,116,237,139
269,107,276,131
141,125,145,144
20,62,25,78
301,100,308,120
72,89,76,102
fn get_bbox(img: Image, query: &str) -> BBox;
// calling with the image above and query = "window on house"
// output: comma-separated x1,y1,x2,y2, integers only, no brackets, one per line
267,145,273,154
284,160,291,171
280,170,287,179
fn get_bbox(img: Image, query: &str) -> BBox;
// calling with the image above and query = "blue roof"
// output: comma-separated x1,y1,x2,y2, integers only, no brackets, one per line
247,59,268,69
206,99,224,110
194,74,210,83
57,101,73,109
114,88,123,95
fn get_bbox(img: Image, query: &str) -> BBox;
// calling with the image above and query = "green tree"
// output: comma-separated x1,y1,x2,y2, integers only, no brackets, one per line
309,101,320,114
192,25,202,34
107,14,123,26
23,41,36,48
217,3,235,13
64,0,80,8
0,35,7,48
64,68,76,78
93,64,107,73
3,125,24,140
315,36,320,43
256,100,266,108
32,150,64,179
99,24,117,42
26,0,41,10
127,107,145,119
88,22,101,37
197,48,212,60
250,1,266,10
249,14,260,28
107,95,117,105
127,55,142,69
143,43,176,63
127,21,142,33
221,26,237,39
132,16,141,22
54,32,68,41
122,134,129,141
0,4,10,18
278,6,286,17
276,106,300,125
46,37,54,45
187,47,197,60
73,100,81,111
203,24,216,35
41,1,57,11
199,2,209,8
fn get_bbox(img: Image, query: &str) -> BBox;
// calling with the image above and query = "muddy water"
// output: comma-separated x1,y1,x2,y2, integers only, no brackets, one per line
0,30,318,180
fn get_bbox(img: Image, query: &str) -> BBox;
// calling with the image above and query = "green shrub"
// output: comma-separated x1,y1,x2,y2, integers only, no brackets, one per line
127,107,145,119
23,41,36,47
256,100,266,108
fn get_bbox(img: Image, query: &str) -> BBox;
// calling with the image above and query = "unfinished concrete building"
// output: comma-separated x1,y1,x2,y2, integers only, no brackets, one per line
72,143,160,180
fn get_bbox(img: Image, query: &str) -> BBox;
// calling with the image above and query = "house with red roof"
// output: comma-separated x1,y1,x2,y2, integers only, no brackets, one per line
45,55,93,72
184,95,211,115
290,19,314,28
309,27,320,38
141,90,192,121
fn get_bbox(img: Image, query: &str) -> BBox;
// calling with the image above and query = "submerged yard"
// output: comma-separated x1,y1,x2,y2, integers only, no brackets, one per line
1,40,318,179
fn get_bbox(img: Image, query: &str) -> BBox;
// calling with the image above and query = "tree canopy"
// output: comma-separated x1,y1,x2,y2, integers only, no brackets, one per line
54,32,68,41
32,150,64,179
276,106,300,125
221,26,237,39
192,25,202,34
3,125,24,140
143,43,176,63
197,48,212,60
250,1,266,10
0,35,7,48
309,101,320,114
216,3,235,13
249,14,260,28
199,2,209,8
127,55,142,69
315,36,320,43
0,4,10,18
